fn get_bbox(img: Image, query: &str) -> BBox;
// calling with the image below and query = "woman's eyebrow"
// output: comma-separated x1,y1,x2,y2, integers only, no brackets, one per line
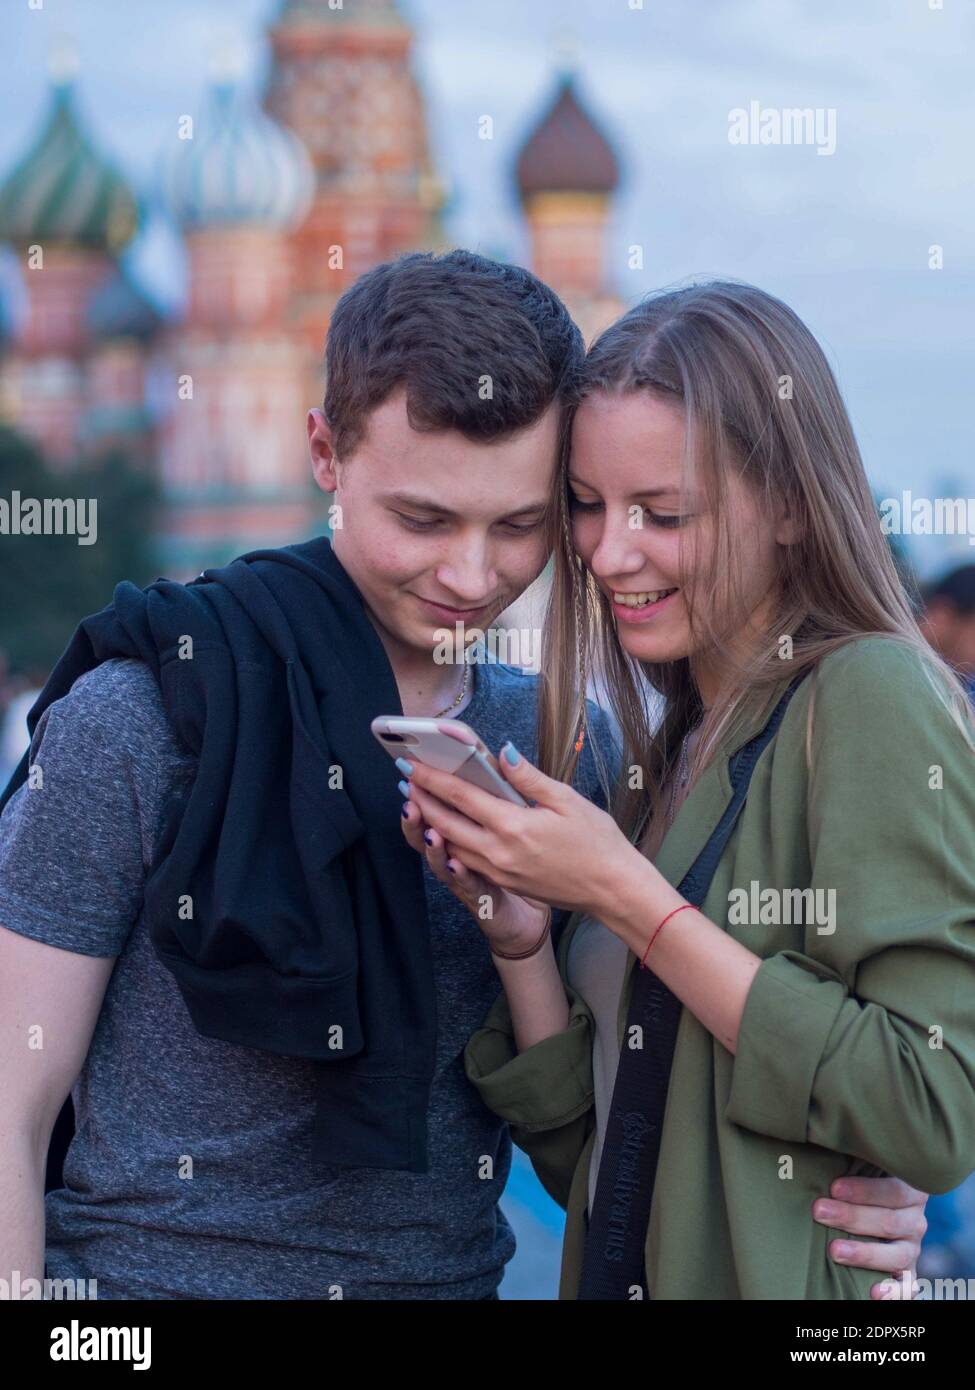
568,475,685,501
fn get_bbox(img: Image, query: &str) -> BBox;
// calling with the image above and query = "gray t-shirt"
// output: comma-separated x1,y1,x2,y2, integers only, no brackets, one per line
0,654,616,1299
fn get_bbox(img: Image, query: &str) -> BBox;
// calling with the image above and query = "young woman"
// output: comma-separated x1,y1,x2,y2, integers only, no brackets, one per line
398,281,975,1299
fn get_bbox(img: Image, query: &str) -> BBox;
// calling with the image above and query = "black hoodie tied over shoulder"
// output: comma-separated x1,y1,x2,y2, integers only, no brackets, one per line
0,536,437,1172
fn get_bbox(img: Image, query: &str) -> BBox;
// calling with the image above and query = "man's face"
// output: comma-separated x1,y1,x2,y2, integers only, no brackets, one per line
308,389,559,658
923,599,975,678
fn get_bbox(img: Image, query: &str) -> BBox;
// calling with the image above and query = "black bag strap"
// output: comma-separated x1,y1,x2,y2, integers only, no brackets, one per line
577,672,808,1300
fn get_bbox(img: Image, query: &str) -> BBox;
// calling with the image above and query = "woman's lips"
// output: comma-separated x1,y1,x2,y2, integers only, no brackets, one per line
610,588,679,624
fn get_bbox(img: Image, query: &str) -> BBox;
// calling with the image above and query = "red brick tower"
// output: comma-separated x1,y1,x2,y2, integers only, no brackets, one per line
264,0,445,391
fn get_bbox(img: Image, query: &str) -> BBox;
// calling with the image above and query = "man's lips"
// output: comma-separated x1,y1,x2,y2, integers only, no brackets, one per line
413,594,496,623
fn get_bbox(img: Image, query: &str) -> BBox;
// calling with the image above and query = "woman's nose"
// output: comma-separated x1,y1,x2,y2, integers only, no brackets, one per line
588,512,648,578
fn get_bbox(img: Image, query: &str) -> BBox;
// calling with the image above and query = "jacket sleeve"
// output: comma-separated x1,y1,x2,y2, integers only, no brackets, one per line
725,639,975,1193
464,979,596,1210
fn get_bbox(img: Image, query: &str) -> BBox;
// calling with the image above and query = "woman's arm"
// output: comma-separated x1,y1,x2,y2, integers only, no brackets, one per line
721,641,975,1194
405,642,975,1193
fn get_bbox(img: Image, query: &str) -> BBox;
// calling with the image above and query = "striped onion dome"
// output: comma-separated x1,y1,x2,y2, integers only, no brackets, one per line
0,81,140,253
164,80,313,233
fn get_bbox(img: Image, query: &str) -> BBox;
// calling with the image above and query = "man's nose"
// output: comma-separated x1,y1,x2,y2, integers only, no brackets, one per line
437,541,497,601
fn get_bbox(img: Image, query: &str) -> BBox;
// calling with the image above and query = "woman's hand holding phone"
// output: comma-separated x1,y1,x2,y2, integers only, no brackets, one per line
400,795,550,954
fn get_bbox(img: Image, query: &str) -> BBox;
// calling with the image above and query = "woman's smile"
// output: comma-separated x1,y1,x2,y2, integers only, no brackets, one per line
609,587,679,623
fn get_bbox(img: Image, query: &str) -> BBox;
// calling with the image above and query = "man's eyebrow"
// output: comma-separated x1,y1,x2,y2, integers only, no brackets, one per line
381,491,550,519
568,475,687,501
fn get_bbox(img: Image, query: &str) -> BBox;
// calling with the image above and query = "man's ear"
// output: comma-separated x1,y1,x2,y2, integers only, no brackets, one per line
308,408,341,493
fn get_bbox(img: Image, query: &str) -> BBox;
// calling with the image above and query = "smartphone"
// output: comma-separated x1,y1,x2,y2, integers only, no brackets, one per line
371,716,529,807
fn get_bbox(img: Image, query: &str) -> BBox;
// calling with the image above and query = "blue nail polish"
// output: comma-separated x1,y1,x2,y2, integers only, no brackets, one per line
423,831,433,845
446,863,456,874
401,803,410,818
398,779,410,797
395,757,414,776
502,742,520,766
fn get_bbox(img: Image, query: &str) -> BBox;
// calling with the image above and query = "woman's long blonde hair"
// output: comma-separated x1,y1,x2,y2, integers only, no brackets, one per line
538,279,975,850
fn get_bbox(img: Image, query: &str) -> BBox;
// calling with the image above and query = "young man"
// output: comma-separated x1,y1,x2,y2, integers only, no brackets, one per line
0,251,927,1299
920,564,975,699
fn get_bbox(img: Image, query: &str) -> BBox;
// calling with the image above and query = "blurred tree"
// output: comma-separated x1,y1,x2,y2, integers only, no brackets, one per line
0,424,159,677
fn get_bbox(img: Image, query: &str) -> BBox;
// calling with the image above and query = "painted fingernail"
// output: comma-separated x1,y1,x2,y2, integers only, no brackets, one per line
502,742,520,765
395,757,414,775
398,779,410,797
401,803,410,818
446,862,456,874
423,831,433,845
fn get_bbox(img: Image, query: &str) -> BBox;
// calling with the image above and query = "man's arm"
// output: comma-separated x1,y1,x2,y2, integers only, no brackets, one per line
813,1175,928,1300
0,658,174,1293
0,926,115,1289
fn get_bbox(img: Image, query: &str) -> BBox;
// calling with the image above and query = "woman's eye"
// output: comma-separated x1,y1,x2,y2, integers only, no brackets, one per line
569,494,602,513
645,510,690,528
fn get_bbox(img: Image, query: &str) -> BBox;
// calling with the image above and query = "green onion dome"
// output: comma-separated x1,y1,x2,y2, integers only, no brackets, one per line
0,81,140,253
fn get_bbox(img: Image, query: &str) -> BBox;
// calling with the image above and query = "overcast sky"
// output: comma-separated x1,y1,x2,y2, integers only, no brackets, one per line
1,0,972,575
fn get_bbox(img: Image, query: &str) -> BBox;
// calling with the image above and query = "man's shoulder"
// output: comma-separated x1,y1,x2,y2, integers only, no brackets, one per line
475,660,620,799
61,657,169,734
36,658,192,774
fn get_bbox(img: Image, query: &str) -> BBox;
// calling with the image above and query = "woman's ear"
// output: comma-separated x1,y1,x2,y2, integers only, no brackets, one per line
774,498,801,546
308,408,341,493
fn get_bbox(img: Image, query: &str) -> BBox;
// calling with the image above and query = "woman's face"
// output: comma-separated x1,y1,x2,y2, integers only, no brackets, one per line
569,390,790,697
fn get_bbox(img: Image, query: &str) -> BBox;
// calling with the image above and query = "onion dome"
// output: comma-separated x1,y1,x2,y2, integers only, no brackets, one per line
516,74,620,200
87,267,163,341
164,79,314,233
0,80,140,253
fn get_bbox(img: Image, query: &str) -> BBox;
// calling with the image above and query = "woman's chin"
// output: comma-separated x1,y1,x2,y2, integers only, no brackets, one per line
611,617,684,663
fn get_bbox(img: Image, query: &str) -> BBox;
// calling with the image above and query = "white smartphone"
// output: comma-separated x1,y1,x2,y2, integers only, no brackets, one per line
371,716,529,807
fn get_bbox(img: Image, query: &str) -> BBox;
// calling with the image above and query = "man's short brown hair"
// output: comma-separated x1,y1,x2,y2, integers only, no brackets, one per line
323,249,584,459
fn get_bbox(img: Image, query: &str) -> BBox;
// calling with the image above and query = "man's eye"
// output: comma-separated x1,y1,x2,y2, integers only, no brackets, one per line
395,513,441,531
645,510,690,528
502,518,545,533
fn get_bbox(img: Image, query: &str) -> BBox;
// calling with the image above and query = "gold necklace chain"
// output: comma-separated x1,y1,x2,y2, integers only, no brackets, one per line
433,657,471,717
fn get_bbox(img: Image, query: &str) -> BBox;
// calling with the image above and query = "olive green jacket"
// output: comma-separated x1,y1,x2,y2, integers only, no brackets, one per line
464,638,975,1299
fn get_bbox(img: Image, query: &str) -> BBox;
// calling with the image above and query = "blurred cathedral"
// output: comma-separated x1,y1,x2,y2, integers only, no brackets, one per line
0,0,622,580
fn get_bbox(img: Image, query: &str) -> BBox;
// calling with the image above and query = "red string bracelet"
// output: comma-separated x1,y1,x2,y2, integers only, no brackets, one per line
640,903,695,969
